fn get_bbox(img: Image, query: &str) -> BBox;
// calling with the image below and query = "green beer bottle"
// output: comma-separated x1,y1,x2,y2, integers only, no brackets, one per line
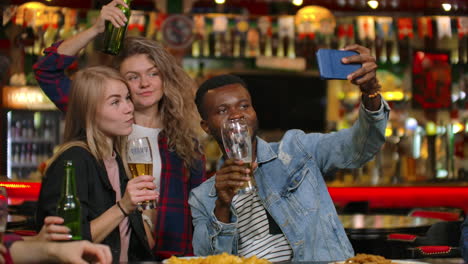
56,160,82,240
102,0,132,55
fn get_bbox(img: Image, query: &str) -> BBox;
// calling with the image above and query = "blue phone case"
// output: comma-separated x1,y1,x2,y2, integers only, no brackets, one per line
316,49,362,80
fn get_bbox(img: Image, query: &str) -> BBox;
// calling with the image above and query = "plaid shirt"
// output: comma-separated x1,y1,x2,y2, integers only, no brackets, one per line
33,42,207,260
3,233,23,264
33,41,72,112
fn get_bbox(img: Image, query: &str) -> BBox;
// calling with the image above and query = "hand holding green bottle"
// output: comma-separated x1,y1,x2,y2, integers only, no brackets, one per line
102,0,132,55
34,216,74,241
91,0,129,34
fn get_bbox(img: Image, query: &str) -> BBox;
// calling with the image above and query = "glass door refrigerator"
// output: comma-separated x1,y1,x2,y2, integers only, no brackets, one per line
1,86,63,182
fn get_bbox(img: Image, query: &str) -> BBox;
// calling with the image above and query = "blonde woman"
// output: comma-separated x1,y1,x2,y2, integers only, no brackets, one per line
35,66,158,262
33,0,206,260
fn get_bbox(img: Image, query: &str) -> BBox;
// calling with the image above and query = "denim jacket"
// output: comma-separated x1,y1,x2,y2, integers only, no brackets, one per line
189,99,390,262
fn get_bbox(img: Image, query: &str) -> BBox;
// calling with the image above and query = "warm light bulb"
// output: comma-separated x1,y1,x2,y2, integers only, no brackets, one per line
215,0,225,4
292,0,303,6
367,0,379,9
453,122,464,134
442,3,452,11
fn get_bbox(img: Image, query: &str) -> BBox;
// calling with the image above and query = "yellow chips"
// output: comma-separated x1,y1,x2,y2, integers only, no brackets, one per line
344,253,394,264
167,253,270,264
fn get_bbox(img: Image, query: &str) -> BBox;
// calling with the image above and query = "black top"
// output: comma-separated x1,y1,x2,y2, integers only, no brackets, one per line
36,146,153,262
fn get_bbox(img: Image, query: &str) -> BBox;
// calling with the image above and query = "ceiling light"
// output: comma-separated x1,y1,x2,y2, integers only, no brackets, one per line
215,0,225,4
442,3,452,11
367,0,379,9
292,0,303,6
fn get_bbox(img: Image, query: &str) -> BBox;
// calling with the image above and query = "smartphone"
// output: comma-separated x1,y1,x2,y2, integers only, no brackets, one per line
316,49,362,80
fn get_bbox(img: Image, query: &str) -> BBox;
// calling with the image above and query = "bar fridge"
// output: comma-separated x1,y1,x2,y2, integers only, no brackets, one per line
1,86,63,181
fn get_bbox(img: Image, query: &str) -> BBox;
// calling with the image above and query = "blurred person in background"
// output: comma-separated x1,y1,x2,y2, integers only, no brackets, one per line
33,0,206,260
35,66,157,262
190,45,389,262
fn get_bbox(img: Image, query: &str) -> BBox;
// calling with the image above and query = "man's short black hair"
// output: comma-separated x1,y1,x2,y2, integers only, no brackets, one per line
195,74,247,119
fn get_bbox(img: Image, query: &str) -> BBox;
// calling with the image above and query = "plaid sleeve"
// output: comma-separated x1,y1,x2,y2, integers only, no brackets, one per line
2,233,23,264
33,41,77,112
3,233,23,249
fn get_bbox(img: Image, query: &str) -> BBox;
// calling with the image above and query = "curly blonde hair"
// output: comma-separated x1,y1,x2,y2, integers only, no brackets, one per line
115,36,202,167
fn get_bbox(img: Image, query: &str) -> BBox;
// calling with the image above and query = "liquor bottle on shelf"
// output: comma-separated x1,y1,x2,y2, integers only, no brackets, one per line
21,119,28,139
286,36,295,58
12,144,19,164
264,35,272,57
233,33,241,58
20,144,27,164
246,29,260,58
377,38,387,63
43,119,52,140
31,143,38,164
276,36,284,58
28,119,34,139
15,120,22,139
191,35,201,58
26,143,32,164
202,32,210,57
11,120,17,140
34,112,42,139
389,38,400,64
223,28,232,57
21,120,28,139
214,33,221,57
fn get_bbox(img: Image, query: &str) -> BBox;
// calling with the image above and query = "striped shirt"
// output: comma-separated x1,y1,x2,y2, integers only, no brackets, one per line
233,192,293,262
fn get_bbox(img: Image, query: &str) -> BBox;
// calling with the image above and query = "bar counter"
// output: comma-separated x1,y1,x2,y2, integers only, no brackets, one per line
1,181,468,213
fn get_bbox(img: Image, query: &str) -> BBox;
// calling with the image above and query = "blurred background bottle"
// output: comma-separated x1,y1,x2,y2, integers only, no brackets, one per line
56,160,82,240
102,0,132,55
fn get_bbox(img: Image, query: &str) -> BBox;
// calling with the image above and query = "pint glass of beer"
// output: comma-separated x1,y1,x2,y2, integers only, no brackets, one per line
221,118,256,194
127,137,156,210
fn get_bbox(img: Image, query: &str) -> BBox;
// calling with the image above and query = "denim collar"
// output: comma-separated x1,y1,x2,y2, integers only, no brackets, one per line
256,137,277,164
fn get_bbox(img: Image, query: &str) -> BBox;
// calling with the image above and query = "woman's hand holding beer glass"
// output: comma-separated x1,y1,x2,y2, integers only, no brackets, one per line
119,174,158,215
127,137,157,211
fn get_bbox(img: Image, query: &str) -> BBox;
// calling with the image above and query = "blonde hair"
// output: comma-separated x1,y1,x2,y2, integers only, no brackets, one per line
46,66,129,172
115,36,202,167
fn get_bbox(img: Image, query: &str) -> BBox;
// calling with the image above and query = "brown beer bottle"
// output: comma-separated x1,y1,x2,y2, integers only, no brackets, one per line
102,0,132,55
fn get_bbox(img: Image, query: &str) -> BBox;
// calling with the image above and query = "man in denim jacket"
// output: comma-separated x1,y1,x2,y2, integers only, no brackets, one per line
190,44,390,262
